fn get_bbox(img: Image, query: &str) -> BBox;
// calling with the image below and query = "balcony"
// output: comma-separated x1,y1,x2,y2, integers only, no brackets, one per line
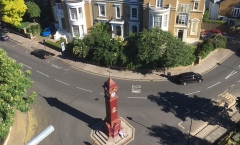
149,4,171,14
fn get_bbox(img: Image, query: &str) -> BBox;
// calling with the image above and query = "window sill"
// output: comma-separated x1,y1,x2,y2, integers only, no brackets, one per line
98,15,107,18
130,18,138,21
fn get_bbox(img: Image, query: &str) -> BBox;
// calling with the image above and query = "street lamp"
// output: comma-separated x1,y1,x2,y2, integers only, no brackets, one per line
186,109,198,145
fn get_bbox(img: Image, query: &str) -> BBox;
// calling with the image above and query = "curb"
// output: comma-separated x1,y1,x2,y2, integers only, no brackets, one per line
3,127,12,145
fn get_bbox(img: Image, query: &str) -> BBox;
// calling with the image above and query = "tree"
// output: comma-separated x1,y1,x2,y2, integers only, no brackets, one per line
73,39,89,59
0,48,36,138
161,38,196,68
25,1,41,22
125,27,195,69
135,28,167,65
0,0,27,26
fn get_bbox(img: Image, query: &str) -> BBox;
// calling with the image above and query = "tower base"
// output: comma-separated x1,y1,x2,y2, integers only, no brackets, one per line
90,117,135,145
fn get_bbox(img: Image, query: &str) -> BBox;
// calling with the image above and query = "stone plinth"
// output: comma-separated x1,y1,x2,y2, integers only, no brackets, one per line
90,117,135,145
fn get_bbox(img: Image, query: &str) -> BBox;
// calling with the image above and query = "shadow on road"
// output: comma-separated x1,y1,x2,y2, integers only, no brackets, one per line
43,97,102,129
148,92,235,129
148,124,211,145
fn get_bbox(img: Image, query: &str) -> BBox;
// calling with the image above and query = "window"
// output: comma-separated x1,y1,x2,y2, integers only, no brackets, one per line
80,25,84,37
130,6,138,20
163,15,168,27
129,22,139,33
79,7,83,19
61,18,66,29
98,4,106,17
73,25,79,37
70,8,77,20
176,14,188,25
56,3,62,9
115,6,120,19
156,0,162,8
232,8,240,17
190,18,199,35
154,16,162,27
193,2,199,10
177,4,190,13
149,14,153,27
132,25,137,33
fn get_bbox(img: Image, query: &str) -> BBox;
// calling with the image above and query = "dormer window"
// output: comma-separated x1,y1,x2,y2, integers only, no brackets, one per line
156,0,163,8
193,2,199,10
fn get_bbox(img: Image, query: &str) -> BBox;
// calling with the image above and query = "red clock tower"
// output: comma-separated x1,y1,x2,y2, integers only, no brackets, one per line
103,77,122,138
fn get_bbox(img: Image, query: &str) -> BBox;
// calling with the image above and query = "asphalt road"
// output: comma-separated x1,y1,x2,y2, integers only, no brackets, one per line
0,40,240,145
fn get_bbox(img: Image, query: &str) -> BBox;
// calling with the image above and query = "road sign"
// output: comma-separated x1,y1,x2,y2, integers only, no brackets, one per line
61,42,65,52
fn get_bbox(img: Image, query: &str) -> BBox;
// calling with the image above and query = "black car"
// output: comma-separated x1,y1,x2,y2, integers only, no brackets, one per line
30,49,50,59
178,72,203,85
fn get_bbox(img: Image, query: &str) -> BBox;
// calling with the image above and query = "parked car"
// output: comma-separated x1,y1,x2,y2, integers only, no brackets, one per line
41,27,52,37
204,29,222,35
0,33,10,41
30,49,50,59
178,72,203,85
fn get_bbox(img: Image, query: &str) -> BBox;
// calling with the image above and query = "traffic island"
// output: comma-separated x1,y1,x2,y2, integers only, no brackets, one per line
90,117,135,145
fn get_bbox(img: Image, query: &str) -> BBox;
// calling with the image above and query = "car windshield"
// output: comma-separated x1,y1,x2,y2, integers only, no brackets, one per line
44,28,49,32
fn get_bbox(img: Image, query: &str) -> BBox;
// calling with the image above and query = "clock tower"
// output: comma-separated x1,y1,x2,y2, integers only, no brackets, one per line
103,77,122,138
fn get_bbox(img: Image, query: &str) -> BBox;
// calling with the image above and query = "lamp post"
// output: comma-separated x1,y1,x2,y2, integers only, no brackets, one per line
186,110,197,145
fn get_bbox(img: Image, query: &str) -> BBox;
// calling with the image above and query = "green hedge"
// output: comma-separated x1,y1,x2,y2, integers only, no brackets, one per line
203,19,227,25
45,40,61,51
199,34,227,59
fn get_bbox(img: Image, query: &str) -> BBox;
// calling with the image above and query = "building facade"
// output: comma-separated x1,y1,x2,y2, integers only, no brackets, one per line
50,0,205,44
207,0,240,26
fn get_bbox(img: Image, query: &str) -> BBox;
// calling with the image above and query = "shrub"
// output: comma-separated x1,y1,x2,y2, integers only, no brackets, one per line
45,40,61,51
199,42,214,59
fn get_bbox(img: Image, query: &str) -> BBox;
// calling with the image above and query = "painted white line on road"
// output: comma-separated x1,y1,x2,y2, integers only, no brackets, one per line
55,79,70,85
76,87,92,92
225,70,237,79
100,93,104,95
127,97,147,99
207,82,221,89
21,63,32,69
231,84,235,87
37,71,49,77
178,122,185,129
185,91,200,95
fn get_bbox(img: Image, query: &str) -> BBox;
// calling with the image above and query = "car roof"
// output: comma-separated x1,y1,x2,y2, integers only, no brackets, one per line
179,72,196,77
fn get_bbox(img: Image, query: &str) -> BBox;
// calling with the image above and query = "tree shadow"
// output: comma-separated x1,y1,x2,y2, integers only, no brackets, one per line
83,141,92,145
148,124,211,145
148,92,235,129
43,97,102,129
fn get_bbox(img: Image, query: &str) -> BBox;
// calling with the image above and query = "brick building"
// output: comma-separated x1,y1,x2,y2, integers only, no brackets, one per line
50,0,205,45
207,0,240,26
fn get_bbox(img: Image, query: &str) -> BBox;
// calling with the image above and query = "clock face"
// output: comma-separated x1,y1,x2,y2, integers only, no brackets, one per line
111,92,116,98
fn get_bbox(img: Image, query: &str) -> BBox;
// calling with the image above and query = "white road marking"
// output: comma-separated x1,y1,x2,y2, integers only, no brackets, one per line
127,97,147,99
100,93,104,95
185,91,200,95
37,71,49,77
76,87,92,92
178,122,185,129
21,63,32,69
131,85,141,93
52,64,62,69
225,70,237,79
231,84,235,87
55,79,70,85
207,82,221,89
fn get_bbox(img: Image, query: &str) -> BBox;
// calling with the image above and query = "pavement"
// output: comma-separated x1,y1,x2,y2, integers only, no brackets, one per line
3,31,240,145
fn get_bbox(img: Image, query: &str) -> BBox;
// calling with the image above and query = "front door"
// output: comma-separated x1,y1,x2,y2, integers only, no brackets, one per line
178,30,183,41
116,26,121,36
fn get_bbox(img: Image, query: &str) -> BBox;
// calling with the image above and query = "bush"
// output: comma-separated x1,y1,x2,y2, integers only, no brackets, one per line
45,40,61,51
199,42,214,59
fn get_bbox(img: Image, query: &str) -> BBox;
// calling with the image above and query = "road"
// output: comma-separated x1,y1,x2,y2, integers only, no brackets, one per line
1,40,240,145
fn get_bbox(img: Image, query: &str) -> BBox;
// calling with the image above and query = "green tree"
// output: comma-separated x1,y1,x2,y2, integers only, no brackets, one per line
73,39,89,59
79,22,126,66
161,38,196,68
25,1,41,22
0,0,27,26
135,28,167,65
0,48,36,138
